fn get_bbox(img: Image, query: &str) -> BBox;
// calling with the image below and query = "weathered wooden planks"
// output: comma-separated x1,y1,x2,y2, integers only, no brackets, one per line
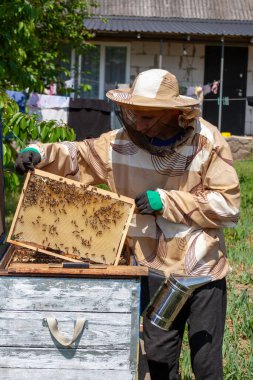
1,368,134,380
0,277,138,312
0,274,141,378
0,347,130,370
6,262,148,277
0,311,131,349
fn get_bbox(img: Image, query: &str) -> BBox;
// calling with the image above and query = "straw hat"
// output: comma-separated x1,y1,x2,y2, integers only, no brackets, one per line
106,69,200,110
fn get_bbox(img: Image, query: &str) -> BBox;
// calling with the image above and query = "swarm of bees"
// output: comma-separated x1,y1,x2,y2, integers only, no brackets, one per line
9,171,134,265
10,245,130,266
11,247,64,264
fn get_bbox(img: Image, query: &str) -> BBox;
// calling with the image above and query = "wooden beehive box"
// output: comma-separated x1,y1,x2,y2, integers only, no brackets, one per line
7,169,135,266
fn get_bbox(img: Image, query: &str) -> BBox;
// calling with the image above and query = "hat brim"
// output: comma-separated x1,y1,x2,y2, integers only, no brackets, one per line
106,89,200,110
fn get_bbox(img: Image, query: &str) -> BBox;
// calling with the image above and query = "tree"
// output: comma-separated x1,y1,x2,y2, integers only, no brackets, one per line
0,0,98,91
0,0,99,192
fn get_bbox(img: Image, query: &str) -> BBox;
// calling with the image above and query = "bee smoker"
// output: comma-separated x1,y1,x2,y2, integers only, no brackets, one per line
145,273,212,331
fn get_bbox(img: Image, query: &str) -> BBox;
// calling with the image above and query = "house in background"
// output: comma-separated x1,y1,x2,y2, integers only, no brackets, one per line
70,0,253,136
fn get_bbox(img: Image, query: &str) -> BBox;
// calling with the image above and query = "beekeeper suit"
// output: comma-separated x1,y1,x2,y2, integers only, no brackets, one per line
15,69,240,380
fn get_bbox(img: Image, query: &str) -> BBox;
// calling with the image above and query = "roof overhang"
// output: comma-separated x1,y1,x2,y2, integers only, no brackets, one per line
84,16,253,43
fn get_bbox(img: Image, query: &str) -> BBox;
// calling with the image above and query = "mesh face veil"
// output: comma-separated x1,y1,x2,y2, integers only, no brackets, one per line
116,105,201,156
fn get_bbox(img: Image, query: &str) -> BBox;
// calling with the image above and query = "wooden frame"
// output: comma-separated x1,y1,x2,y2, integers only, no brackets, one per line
0,246,148,278
7,169,135,265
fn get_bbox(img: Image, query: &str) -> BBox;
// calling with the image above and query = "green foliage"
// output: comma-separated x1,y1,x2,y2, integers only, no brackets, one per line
4,178,23,230
0,0,103,208
0,0,98,91
224,160,253,268
0,90,76,192
223,287,253,380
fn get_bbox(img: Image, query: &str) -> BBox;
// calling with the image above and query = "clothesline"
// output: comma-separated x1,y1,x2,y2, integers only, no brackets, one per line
183,80,220,98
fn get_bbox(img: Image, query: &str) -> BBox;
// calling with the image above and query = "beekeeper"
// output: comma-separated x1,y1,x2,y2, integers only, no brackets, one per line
15,69,240,380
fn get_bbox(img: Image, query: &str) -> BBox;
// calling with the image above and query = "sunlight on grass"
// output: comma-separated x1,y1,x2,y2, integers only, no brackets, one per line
180,160,253,379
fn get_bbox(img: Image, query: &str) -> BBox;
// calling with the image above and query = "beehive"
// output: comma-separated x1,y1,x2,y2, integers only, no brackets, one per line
7,169,135,265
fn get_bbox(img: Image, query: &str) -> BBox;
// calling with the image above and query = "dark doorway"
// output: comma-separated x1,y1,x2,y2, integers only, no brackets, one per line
203,46,248,136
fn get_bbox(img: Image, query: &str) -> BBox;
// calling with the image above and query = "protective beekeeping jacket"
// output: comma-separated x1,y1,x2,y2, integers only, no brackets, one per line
32,117,240,279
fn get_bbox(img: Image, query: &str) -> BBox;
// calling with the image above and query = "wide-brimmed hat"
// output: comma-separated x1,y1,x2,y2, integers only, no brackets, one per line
106,69,200,110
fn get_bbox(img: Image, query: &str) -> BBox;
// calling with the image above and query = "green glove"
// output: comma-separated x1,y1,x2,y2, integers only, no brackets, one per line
135,190,163,214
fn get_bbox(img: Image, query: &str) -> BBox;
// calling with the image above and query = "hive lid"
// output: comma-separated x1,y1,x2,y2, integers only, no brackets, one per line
0,124,5,243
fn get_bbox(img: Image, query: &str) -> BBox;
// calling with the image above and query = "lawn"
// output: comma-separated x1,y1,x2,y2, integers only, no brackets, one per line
180,160,253,379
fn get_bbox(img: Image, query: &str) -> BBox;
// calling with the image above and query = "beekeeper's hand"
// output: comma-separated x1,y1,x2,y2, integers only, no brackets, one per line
135,190,163,215
14,148,41,174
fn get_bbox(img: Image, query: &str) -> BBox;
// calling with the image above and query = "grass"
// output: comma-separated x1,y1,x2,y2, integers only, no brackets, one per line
180,160,253,379
3,161,253,379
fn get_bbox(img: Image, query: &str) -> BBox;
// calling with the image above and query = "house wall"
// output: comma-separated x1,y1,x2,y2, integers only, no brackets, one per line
130,40,252,135
111,40,205,129
245,46,253,135
130,41,205,89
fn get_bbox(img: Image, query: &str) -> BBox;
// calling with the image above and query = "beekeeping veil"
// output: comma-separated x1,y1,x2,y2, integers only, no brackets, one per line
106,69,201,155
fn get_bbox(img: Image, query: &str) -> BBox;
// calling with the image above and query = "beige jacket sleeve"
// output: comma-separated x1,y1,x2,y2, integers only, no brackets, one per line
159,133,240,229
34,135,110,186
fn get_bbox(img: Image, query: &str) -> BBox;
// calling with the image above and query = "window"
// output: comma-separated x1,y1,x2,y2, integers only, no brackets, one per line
72,42,130,99
80,45,100,98
104,46,128,95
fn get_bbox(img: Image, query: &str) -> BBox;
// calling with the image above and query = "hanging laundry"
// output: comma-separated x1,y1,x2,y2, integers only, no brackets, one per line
186,86,196,96
44,83,57,95
194,86,204,104
211,81,219,95
203,84,211,95
6,90,27,113
27,93,70,124
64,79,75,90
27,94,113,139
195,86,202,96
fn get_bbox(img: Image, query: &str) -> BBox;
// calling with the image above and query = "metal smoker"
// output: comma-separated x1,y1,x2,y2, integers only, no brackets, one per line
146,273,212,331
